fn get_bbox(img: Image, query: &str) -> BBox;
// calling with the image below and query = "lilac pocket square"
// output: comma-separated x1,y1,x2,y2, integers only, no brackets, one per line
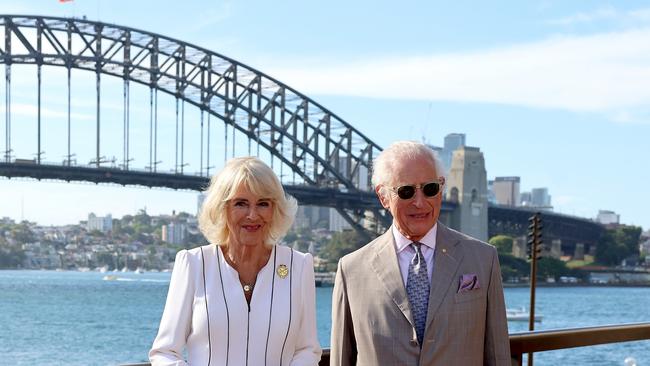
457,274,480,293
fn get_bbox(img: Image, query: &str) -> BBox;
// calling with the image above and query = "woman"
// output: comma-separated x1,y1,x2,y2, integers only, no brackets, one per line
150,157,321,365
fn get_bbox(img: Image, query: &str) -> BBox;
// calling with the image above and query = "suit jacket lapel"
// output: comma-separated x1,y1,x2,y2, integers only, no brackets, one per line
425,224,463,331
370,228,415,328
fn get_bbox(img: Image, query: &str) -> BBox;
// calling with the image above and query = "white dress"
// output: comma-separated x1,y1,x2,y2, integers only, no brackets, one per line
149,244,321,366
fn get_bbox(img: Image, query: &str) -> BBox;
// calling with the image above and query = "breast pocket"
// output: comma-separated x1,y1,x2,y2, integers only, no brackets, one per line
453,289,485,304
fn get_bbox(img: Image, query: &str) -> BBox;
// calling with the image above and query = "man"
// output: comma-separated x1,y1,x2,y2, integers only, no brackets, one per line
330,141,510,365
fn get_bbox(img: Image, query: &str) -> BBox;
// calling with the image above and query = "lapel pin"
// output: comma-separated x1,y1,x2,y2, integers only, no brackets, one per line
442,248,447,253
277,264,289,279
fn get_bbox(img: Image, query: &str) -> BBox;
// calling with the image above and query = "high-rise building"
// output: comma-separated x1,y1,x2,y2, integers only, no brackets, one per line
87,213,112,233
531,188,552,208
441,133,466,173
596,210,620,225
162,222,187,245
329,208,352,232
487,180,497,204
520,192,532,206
197,193,206,216
294,205,329,230
492,176,520,206
326,156,370,191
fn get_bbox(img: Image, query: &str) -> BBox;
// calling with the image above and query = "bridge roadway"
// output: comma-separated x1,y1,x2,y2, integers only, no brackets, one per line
0,161,458,213
1,161,601,256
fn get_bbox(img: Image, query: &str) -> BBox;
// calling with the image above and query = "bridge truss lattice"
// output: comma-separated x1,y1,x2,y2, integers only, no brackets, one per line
0,15,388,234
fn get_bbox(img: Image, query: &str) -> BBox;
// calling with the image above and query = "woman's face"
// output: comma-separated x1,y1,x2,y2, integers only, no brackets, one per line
226,185,274,247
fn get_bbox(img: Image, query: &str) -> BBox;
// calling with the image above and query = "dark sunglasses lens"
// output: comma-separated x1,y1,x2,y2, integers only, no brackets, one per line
422,182,440,197
397,185,416,199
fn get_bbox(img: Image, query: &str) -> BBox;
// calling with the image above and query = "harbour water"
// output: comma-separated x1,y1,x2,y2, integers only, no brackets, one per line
1,270,648,365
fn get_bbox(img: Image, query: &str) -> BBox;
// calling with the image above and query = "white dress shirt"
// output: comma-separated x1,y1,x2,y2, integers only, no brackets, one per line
392,224,437,287
149,244,321,366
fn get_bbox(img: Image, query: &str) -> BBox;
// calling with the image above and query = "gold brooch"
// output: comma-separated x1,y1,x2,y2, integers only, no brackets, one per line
277,264,289,279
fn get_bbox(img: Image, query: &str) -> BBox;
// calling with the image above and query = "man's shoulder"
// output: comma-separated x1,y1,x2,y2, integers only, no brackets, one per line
442,225,497,253
339,231,390,266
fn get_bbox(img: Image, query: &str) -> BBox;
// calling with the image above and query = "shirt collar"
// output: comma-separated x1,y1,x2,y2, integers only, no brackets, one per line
392,223,438,253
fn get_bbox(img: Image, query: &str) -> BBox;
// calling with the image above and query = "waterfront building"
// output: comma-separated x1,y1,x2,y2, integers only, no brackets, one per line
492,176,521,206
87,213,112,233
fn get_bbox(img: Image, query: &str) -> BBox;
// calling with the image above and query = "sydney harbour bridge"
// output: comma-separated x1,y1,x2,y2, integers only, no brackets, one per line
0,15,602,253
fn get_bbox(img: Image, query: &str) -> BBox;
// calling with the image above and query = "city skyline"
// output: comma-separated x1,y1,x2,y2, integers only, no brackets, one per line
0,1,648,230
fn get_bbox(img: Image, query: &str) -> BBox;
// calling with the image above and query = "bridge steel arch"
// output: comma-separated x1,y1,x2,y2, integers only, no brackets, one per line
0,15,388,234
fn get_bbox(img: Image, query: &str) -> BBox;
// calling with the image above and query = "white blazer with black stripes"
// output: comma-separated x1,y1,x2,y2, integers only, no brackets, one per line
150,244,322,366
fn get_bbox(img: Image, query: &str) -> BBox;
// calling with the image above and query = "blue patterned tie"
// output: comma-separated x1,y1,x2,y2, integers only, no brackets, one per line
406,242,430,346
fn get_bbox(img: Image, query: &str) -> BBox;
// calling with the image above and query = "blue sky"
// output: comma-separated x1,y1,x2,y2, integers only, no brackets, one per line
0,1,648,230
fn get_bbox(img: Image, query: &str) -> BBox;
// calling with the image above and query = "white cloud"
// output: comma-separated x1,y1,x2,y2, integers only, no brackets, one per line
264,28,650,114
546,6,650,26
546,7,619,26
610,109,650,125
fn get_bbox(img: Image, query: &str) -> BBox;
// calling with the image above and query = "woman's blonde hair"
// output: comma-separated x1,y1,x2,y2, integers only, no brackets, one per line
198,156,297,246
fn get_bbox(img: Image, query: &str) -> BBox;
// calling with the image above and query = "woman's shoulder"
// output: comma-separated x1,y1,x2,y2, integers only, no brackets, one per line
275,245,313,262
176,244,217,262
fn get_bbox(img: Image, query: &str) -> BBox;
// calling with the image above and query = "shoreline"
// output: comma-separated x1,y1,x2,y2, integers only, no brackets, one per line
504,282,650,288
3,269,650,288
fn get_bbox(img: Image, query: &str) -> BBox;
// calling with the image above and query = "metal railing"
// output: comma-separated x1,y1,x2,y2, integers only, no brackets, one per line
509,322,650,366
122,322,650,366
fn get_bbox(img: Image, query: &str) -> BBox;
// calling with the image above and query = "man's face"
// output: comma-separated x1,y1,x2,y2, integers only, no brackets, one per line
376,154,442,242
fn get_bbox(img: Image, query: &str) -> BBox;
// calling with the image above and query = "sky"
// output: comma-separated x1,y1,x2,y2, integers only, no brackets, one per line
0,1,648,230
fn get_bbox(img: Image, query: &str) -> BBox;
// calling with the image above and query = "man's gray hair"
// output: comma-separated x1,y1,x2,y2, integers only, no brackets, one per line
371,140,445,189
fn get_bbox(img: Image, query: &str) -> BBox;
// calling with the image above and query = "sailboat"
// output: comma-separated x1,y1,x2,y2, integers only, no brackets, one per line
506,307,543,322
121,254,129,272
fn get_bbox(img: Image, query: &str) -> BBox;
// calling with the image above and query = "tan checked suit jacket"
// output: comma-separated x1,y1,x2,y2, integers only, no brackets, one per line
330,224,511,366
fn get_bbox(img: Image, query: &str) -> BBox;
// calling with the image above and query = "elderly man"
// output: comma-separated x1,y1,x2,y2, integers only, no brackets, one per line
330,141,510,365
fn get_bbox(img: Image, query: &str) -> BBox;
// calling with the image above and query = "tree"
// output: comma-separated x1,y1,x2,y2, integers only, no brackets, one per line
10,222,35,243
489,235,514,255
615,226,642,256
284,231,298,244
596,226,642,266
537,257,570,280
319,230,366,262
498,254,529,280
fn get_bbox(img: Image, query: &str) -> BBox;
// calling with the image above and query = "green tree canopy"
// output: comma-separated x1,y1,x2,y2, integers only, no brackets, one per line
596,226,642,266
319,230,366,262
489,235,514,255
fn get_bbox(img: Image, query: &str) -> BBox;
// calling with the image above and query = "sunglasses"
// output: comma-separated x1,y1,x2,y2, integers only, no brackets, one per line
388,177,445,200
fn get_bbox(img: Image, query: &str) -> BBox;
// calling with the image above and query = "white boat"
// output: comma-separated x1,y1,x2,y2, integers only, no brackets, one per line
102,275,119,281
507,307,543,322
134,267,144,274
121,266,129,273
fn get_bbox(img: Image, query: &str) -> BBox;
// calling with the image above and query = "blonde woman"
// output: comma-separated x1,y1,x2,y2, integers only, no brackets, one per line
150,157,321,365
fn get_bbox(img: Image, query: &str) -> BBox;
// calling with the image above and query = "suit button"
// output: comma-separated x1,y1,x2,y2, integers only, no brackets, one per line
410,339,419,347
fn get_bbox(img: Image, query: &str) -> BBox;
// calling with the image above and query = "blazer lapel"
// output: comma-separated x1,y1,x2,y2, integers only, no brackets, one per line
425,224,463,331
370,229,415,328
